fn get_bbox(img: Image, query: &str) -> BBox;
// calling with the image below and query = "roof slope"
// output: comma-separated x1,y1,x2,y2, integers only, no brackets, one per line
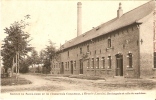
62,0,155,49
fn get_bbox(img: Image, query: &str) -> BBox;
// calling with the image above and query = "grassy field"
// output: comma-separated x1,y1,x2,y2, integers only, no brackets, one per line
1,75,31,86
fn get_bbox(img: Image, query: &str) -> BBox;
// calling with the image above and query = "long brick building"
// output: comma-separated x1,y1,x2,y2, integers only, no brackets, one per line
51,0,156,78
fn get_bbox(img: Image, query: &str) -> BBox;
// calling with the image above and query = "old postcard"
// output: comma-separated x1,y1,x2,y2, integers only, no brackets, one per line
0,0,156,100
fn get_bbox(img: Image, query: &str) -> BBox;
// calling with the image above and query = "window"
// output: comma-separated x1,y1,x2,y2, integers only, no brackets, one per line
92,58,94,69
108,38,111,48
80,48,82,54
87,45,89,52
56,63,57,68
127,53,133,68
87,59,90,69
66,62,67,69
108,56,111,69
68,62,69,70
101,57,105,69
154,52,156,68
68,51,69,57
74,61,76,69
96,58,99,69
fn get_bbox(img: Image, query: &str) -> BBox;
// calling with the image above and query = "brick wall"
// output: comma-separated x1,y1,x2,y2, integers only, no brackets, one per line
58,24,140,78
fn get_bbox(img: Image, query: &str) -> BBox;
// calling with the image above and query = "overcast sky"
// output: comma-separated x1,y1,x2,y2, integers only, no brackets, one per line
0,0,148,52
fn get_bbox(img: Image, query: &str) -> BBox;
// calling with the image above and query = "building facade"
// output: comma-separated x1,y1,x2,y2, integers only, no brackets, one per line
51,1,156,78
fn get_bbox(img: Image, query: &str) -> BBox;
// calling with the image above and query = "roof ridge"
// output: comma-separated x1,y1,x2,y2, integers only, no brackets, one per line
122,0,155,16
62,0,155,49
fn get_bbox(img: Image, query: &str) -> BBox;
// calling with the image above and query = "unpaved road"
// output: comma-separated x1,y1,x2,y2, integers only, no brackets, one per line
1,74,106,92
1,74,156,93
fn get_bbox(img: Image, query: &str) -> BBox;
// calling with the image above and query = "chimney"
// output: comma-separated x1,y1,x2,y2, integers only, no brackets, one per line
117,2,123,18
77,2,82,36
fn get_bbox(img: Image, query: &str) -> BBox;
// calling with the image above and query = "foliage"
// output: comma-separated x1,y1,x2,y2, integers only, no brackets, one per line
30,49,40,67
41,40,57,73
1,15,32,72
19,58,29,73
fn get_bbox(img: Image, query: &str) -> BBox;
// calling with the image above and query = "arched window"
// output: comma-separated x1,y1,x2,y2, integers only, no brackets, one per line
92,58,94,69
96,58,99,69
108,56,111,69
127,53,133,68
101,57,105,69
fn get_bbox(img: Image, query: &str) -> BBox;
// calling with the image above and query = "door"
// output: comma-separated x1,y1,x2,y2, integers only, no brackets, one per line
115,54,123,76
80,59,83,74
71,61,73,74
60,62,64,74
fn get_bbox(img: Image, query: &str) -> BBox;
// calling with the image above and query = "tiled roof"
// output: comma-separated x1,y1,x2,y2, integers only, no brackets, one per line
62,0,155,50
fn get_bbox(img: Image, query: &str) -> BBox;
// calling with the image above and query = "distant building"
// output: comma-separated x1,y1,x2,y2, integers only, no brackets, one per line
51,1,156,78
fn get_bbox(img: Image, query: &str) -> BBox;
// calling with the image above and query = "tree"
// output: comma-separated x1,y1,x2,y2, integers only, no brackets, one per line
19,57,29,73
29,49,41,73
31,49,38,67
1,15,32,73
41,40,56,74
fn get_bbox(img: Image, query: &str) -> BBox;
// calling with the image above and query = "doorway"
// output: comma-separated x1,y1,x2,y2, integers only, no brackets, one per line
115,54,123,76
71,61,73,74
60,62,64,74
80,59,83,74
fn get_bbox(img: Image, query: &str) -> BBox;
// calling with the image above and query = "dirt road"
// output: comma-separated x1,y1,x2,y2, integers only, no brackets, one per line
1,74,106,93
1,74,156,93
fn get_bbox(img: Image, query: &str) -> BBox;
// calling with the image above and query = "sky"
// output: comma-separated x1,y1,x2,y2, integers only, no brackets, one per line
0,0,148,52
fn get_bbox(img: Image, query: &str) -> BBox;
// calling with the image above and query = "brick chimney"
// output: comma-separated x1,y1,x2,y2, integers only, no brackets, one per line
117,2,123,18
77,2,82,36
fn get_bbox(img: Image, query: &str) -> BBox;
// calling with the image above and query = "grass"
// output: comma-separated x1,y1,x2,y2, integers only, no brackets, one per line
1,85,63,93
1,75,32,86
67,75,106,80
43,75,156,90
95,79,156,90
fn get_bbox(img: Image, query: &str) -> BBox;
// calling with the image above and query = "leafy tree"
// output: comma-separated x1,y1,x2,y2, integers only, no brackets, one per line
30,49,39,67
41,40,56,74
29,49,42,73
19,57,29,73
1,15,32,72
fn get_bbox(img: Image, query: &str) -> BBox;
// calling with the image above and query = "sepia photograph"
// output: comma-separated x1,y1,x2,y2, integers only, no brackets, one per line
0,0,156,100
